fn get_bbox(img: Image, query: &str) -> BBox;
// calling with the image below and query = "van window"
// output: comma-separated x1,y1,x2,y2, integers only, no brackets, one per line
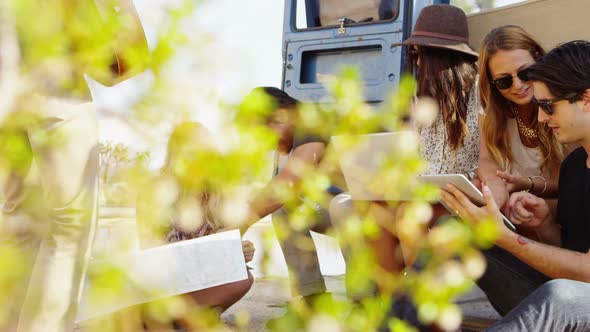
295,0,400,30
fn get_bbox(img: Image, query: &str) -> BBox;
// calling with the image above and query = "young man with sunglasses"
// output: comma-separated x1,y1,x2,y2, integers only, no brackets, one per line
442,40,590,331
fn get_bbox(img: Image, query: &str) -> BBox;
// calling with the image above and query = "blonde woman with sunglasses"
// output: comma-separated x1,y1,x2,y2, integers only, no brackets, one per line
477,26,563,210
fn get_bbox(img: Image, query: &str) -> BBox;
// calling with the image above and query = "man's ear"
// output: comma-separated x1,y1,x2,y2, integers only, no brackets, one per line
582,89,590,113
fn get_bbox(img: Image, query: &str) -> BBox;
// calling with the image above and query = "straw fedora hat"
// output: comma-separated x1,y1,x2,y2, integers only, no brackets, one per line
396,4,478,58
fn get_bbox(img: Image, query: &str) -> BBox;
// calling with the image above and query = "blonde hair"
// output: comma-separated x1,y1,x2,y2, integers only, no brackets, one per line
478,25,562,171
163,122,223,231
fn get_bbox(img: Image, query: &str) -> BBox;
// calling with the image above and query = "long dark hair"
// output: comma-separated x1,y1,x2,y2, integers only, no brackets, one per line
415,46,478,151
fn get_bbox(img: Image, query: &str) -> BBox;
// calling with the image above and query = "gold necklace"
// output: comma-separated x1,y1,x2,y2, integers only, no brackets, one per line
512,105,538,139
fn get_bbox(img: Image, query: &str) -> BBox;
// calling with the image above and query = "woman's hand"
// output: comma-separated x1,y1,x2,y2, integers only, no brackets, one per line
242,240,255,262
440,184,507,232
496,170,531,193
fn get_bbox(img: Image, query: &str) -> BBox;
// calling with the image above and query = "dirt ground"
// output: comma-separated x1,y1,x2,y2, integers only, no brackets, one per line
222,275,501,331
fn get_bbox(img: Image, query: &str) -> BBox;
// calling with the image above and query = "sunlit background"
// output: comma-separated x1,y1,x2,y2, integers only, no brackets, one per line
97,0,525,167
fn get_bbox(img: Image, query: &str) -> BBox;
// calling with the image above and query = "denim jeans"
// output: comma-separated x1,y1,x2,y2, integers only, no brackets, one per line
389,245,587,331
486,279,590,332
384,242,548,328
476,246,551,316
272,206,332,297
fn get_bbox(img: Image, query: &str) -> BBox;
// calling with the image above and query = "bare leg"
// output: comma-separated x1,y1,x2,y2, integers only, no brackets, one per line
329,194,448,293
80,271,254,331
272,208,327,298
330,193,405,274
366,202,405,274
186,270,254,312
395,203,449,267
140,271,254,331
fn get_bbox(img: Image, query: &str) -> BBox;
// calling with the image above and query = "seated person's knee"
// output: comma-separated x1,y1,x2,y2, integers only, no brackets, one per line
537,279,580,305
233,270,255,298
329,192,353,226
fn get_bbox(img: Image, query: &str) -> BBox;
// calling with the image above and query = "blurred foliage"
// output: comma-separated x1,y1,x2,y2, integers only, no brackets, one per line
257,70,499,332
10,0,148,97
0,1,501,332
99,141,150,206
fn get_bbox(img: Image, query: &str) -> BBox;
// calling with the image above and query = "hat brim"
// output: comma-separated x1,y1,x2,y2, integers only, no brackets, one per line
393,35,479,58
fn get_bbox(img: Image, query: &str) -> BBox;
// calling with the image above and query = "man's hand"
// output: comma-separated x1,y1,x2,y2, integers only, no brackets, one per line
242,240,255,262
503,192,551,229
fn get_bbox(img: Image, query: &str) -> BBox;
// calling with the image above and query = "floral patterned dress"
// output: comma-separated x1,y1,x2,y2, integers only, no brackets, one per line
417,84,481,175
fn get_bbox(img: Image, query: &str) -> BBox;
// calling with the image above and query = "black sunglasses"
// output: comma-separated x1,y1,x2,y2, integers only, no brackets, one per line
491,68,531,90
531,92,580,115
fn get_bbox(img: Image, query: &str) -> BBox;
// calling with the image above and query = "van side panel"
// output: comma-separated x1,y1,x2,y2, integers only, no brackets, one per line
468,0,590,51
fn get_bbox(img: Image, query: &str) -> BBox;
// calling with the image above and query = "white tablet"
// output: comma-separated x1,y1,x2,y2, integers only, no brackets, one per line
418,174,517,232
331,131,418,201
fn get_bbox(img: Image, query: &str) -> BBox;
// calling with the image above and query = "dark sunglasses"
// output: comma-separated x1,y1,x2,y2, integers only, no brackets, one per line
491,68,531,90
531,92,580,115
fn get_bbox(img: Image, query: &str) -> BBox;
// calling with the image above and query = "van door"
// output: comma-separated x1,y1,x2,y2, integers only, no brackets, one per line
281,0,448,103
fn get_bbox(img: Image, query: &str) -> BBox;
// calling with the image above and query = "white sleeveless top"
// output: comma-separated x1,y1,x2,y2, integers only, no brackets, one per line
478,107,545,177
505,118,544,177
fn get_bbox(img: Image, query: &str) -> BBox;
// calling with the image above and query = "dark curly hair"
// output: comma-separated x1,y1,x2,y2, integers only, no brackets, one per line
261,87,298,110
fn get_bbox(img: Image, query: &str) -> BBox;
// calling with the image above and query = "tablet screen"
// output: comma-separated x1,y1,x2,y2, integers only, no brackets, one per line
418,174,517,232
419,174,485,206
